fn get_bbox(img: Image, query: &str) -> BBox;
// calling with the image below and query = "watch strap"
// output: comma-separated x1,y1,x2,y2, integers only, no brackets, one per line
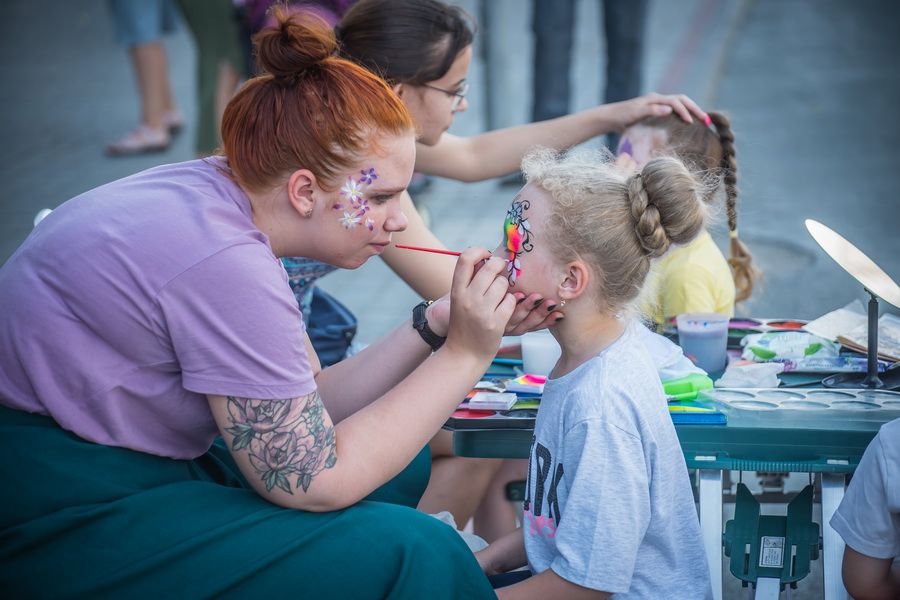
412,300,446,351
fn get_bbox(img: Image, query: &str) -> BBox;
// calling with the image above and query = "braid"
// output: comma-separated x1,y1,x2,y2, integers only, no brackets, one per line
709,112,760,302
710,112,737,230
627,173,670,259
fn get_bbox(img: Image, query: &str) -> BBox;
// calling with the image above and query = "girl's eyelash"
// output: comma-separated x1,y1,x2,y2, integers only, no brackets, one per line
373,194,393,203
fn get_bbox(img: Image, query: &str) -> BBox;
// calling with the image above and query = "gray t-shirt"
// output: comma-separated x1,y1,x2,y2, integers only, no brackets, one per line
830,418,900,559
523,321,711,598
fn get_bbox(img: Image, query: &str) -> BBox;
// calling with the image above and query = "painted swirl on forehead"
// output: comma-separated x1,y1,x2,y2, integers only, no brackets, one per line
333,168,378,232
502,193,533,285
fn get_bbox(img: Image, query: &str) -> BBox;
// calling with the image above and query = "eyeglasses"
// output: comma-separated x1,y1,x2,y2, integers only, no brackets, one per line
422,80,469,111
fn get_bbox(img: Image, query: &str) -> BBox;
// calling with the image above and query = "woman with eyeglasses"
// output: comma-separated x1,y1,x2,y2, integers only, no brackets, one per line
282,0,709,543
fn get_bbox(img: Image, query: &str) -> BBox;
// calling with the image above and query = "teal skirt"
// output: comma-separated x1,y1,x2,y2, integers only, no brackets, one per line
0,406,493,599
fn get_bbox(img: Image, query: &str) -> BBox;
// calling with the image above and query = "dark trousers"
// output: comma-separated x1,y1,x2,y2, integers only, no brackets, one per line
532,0,648,147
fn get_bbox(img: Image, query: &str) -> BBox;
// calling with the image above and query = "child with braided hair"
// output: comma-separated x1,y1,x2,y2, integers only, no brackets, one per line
617,112,760,324
475,149,712,598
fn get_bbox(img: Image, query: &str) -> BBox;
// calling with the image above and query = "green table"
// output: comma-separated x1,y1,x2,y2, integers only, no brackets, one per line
445,414,879,600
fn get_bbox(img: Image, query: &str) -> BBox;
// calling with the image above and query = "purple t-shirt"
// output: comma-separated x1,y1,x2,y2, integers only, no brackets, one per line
0,158,316,459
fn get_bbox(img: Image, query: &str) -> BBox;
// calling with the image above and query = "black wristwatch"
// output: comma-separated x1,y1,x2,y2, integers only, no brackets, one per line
412,300,446,352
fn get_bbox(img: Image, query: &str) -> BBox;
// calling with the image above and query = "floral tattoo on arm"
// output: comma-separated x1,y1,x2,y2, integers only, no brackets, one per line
225,393,337,494
503,194,533,285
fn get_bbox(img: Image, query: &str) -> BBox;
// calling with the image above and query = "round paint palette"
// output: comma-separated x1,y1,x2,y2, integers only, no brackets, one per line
701,387,900,430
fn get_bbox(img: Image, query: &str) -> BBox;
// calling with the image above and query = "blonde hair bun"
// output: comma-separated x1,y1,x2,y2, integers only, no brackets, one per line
628,156,707,259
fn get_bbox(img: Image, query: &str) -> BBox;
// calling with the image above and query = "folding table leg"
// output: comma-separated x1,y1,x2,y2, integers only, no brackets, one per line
699,469,723,600
820,473,849,600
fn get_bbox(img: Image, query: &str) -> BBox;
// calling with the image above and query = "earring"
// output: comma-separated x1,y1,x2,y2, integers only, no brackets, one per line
304,208,313,218
559,300,566,307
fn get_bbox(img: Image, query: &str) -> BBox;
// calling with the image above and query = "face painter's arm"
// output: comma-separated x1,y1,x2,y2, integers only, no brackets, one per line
414,93,708,183
315,251,514,425
379,191,455,300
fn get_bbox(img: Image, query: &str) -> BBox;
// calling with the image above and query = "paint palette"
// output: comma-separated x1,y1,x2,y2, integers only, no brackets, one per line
448,404,540,430
700,388,900,430
664,317,810,349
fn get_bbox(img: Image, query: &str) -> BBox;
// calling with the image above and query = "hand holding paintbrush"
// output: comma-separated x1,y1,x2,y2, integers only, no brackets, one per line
393,244,566,336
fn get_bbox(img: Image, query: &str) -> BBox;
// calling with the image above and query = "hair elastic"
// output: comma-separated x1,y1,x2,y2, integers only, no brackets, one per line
729,229,739,239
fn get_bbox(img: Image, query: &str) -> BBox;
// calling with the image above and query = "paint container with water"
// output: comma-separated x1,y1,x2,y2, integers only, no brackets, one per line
676,312,730,373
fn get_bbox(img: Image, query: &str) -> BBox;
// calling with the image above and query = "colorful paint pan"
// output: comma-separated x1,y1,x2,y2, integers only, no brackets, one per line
729,319,764,329
766,320,807,330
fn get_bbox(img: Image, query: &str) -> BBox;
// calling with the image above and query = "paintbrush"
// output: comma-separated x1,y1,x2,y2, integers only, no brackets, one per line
393,244,461,257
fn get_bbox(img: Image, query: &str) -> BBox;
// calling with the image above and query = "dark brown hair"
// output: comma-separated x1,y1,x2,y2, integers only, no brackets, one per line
221,8,414,192
638,112,760,302
335,0,475,85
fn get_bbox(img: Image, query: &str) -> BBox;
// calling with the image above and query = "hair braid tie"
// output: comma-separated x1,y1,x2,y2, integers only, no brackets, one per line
627,172,669,259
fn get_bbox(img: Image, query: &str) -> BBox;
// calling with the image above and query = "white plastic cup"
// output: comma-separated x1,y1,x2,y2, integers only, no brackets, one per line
676,312,730,373
521,330,562,377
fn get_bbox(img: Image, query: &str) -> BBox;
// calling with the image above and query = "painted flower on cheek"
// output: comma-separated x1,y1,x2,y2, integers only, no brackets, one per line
334,170,377,230
340,211,362,229
502,195,532,285
340,177,364,203
359,168,378,185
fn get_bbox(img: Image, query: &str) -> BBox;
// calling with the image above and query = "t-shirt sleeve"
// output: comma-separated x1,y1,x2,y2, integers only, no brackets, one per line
550,419,650,593
830,430,900,559
156,243,317,400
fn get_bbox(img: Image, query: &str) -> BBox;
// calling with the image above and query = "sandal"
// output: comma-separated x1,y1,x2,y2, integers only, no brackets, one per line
106,125,170,157
164,110,185,135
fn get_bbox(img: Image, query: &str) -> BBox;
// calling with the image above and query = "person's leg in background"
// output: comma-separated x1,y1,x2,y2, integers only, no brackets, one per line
472,457,528,542
500,0,576,186
532,0,577,123
601,0,648,150
177,0,245,157
107,0,183,156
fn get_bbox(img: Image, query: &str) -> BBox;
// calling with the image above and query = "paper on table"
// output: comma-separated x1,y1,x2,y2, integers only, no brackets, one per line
838,312,900,362
806,300,900,362
804,300,866,341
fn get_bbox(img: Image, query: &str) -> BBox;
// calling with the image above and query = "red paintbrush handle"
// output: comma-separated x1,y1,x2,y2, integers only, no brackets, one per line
393,244,462,256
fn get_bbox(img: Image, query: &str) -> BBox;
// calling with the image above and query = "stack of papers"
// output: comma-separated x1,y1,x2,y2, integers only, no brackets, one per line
505,374,546,395
468,392,518,411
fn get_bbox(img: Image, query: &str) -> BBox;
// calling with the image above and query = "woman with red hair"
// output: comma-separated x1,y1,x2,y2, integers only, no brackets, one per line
0,11,542,597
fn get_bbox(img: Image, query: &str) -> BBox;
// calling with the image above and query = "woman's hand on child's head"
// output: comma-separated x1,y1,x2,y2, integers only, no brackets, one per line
443,248,517,359
614,92,708,130
504,292,565,336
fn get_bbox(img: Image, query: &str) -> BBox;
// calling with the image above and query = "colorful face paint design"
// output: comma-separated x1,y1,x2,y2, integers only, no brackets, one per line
618,138,633,157
333,169,378,231
502,195,532,285
359,168,378,185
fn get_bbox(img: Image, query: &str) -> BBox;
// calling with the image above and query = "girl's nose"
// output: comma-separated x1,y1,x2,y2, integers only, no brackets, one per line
384,205,409,233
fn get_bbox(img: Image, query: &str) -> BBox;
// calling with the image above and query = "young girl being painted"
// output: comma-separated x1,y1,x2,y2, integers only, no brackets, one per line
475,149,712,598
617,112,760,325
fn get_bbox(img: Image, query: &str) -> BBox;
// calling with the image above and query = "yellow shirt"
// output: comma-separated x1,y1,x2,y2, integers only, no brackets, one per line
643,231,736,324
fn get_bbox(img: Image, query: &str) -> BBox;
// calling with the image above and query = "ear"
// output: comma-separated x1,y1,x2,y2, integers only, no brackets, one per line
286,169,317,218
557,260,590,302
392,82,404,98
